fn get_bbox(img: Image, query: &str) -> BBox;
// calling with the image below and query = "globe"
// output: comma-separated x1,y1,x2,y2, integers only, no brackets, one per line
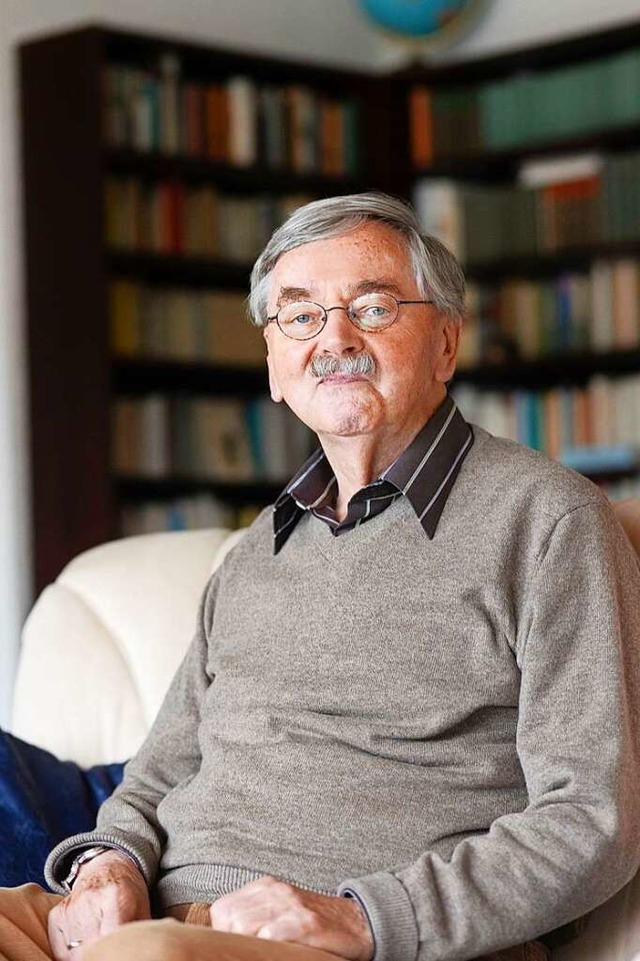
358,0,479,40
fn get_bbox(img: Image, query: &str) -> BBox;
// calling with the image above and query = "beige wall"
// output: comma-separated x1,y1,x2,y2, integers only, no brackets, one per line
2,0,640,725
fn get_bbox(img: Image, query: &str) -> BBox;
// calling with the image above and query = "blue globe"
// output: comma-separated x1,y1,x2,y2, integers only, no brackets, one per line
358,0,474,38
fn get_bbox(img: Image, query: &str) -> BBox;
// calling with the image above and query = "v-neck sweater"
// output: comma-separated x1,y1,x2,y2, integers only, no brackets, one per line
46,427,640,961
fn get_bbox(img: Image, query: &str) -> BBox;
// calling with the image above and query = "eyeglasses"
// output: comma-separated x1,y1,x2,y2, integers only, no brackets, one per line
266,292,434,341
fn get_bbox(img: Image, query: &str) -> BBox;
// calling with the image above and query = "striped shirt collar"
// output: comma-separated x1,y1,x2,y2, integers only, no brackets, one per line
273,394,474,554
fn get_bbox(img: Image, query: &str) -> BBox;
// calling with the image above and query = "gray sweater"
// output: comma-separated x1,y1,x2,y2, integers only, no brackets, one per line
47,428,640,961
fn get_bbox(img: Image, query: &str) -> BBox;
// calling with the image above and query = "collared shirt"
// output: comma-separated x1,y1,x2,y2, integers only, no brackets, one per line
273,394,474,553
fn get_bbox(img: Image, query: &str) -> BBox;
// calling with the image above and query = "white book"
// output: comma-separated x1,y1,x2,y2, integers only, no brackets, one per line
518,153,604,188
413,179,465,261
227,76,258,167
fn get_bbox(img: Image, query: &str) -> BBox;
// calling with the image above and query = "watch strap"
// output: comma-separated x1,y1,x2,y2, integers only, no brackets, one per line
61,845,111,893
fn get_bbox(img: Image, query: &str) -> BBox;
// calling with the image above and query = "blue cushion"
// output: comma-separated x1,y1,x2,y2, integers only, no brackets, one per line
0,730,124,887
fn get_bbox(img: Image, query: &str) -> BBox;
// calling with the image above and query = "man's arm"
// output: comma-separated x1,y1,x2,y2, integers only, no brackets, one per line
43,571,220,961
45,570,219,892
337,499,640,961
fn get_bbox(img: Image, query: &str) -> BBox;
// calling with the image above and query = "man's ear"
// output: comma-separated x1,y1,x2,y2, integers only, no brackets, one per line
264,329,283,403
434,316,461,385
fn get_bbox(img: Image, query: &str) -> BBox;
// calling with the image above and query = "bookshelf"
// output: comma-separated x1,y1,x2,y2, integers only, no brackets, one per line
19,25,381,592
401,20,640,489
20,19,640,593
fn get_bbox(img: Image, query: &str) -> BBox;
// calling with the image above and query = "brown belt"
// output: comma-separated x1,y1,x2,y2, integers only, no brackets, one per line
165,902,212,926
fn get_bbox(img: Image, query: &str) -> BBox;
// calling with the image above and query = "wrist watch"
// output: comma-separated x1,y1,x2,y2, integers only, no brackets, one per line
61,845,111,893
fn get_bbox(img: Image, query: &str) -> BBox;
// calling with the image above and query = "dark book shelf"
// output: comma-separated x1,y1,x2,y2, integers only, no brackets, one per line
105,147,369,195
107,250,252,288
20,19,640,594
20,24,384,592
116,476,283,504
113,358,268,395
414,124,640,183
455,348,640,389
465,241,640,282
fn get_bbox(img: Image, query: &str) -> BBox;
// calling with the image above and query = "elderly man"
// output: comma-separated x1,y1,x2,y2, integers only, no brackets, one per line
1,192,640,961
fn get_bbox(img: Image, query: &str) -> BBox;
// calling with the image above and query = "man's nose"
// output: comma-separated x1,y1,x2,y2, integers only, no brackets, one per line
318,305,364,351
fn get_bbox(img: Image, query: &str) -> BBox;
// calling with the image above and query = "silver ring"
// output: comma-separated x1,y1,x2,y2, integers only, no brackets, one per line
67,940,83,949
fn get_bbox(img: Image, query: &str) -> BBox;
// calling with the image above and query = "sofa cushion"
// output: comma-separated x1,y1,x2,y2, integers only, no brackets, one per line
0,729,123,887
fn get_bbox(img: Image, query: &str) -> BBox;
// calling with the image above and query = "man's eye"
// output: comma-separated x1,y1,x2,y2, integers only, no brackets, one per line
292,313,314,325
364,304,390,317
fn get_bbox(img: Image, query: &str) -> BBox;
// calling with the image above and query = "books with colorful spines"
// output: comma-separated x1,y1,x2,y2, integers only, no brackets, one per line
343,100,359,176
171,396,197,477
205,82,230,162
227,75,258,168
568,274,592,351
112,398,138,475
409,85,433,169
608,47,640,128
203,291,265,367
413,179,465,261
165,290,197,360
590,376,615,447
130,69,160,152
139,394,170,476
259,86,287,169
431,88,454,159
183,81,206,157
320,99,344,177
590,260,614,351
573,387,593,447
158,53,181,155
141,286,169,358
249,398,290,481
103,65,128,148
109,280,140,356
543,391,562,460
156,181,185,255
204,398,255,481
287,85,317,174
612,259,640,348
560,443,639,475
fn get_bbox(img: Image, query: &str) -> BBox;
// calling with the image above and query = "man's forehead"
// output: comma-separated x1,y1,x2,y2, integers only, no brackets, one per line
269,225,414,299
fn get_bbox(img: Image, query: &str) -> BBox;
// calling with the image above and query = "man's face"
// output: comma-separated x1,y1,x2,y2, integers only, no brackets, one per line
263,221,460,448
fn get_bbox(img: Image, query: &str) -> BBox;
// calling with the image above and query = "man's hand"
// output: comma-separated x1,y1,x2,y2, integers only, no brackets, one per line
47,850,151,961
209,876,374,961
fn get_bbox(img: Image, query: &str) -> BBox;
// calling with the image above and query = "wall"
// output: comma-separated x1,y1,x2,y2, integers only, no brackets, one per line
1,0,639,727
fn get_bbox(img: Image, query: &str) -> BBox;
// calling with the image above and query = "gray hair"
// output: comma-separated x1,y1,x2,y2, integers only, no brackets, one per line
248,192,465,327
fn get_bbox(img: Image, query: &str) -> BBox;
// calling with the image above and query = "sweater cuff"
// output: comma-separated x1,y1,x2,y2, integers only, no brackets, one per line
45,831,154,895
338,872,419,961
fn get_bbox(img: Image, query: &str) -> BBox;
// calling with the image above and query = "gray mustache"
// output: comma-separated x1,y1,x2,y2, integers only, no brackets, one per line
309,353,376,378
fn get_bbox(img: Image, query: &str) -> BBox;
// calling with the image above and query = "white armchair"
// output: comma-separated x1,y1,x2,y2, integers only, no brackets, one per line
11,526,243,767
9,500,640,960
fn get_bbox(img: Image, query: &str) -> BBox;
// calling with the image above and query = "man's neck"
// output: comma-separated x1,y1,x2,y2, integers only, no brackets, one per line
318,399,443,522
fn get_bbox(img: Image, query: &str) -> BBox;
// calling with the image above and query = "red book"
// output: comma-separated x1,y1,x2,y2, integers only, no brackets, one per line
410,86,434,169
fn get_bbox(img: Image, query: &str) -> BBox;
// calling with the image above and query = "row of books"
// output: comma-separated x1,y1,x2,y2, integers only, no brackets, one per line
112,394,314,483
409,45,640,164
104,59,359,175
461,257,640,366
453,373,640,460
414,151,640,264
105,177,312,262
120,493,261,537
110,282,265,366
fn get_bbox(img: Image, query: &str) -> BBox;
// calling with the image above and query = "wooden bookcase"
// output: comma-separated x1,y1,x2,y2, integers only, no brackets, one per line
19,25,386,592
20,20,640,593
393,20,640,483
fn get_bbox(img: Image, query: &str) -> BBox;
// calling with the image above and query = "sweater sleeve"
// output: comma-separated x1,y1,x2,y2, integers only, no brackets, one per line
45,570,220,894
339,499,640,961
